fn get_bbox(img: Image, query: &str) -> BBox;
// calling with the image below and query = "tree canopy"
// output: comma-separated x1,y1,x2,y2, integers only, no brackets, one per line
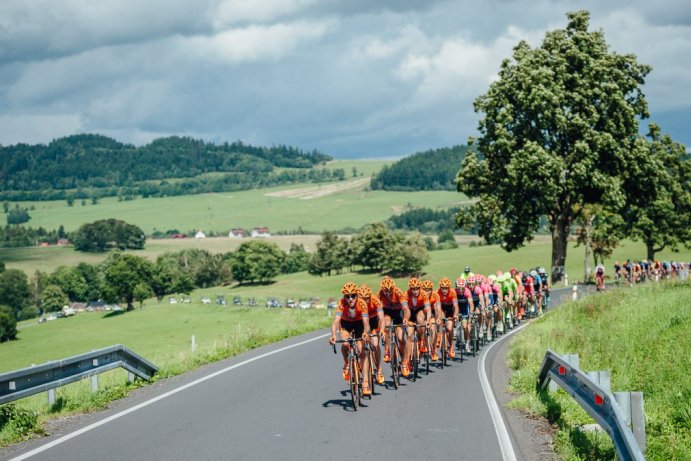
457,10,652,282
73,219,145,252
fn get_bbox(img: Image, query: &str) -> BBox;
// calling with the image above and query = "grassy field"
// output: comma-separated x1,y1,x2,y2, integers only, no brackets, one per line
14,160,471,235
506,281,691,461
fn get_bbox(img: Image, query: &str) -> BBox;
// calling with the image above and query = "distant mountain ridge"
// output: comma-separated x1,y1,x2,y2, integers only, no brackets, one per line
0,134,334,200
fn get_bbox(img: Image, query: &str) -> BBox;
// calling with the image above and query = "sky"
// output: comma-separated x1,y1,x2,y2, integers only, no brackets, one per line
1,0,690,159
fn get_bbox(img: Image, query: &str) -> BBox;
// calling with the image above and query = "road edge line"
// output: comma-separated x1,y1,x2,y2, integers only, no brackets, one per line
9,332,331,461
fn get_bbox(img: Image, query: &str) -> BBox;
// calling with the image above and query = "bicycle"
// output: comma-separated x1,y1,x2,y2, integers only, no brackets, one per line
363,333,382,394
385,324,403,389
333,337,365,410
470,313,480,357
439,317,460,367
406,323,420,382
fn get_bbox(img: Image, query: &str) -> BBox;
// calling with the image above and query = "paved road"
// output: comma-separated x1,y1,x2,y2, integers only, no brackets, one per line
3,285,587,461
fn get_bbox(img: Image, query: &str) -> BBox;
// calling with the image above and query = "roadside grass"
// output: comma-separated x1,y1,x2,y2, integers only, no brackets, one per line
0,306,331,446
506,281,691,461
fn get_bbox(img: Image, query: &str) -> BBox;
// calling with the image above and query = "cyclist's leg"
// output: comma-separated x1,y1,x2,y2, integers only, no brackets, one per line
382,315,392,361
416,310,427,353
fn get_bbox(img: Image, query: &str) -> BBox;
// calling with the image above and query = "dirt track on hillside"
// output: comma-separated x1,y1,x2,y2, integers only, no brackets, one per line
265,178,370,199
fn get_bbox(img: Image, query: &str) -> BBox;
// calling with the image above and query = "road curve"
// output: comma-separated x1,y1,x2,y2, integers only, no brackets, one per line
3,286,584,461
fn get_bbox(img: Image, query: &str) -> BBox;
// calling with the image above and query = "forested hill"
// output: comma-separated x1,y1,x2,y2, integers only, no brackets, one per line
0,134,333,200
369,145,468,191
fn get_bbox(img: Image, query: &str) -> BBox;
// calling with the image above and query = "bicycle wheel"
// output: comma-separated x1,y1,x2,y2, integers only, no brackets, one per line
363,348,374,399
349,359,358,410
471,320,477,357
424,331,430,375
368,349,376,392
390,338,400,389
412,337,419,382
440,330,447,368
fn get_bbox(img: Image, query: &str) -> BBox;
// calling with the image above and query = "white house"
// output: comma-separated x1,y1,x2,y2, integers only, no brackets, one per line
251,227,270,238
195,230,206,239
228,228,245,238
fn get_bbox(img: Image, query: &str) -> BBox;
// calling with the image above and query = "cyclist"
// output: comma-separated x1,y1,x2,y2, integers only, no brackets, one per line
595,265,605,291
461,266,474,280
530,270,543,315
359,284,386,385
511,269,525,320
456,277,475,353
467,275,486,340
378,276,410,375
522,271,536,317
538,267,550,309
328,282,371,394
487,275,503,335
437,277,458,359
405,278,432,377
422,279,440,361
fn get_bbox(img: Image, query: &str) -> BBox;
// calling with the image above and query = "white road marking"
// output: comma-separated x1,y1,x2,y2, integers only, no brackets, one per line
8,332,331,461
478,322,529,461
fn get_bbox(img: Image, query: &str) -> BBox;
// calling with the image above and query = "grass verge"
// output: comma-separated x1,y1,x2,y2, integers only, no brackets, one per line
0,308,331,448
506,281,691,461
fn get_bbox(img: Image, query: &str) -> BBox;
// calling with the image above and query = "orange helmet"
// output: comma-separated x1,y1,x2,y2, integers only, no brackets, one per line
380,276,396,290
358,285,373,298
422,280,434,290
408,277,422,289
341,282,359,295
439,277,452,288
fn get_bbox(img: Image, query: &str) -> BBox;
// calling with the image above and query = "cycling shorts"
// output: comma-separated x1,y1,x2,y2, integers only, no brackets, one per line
458,302,470,318
340,320,364,339
383,308,405,325
410,307,426,323
441,304,455,318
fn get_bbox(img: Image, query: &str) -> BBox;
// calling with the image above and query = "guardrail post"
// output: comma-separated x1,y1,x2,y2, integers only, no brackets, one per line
550,354,579,392
128,372,135,383
615,391,646,452
586,370,611,396
191,335,196,353
91,375,98,392
47,388,55,406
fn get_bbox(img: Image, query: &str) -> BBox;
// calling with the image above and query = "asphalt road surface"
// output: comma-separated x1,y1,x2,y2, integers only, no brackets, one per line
2,285,586,461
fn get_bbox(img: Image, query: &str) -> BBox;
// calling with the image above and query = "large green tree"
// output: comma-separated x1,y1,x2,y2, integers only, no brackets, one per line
231,240,285,283
0,269,31,318
0,305,17,342
100,253,153,310
456,10,651,282
624,124,690,260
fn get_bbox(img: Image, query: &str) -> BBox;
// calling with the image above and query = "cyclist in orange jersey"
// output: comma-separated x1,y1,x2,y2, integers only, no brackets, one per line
359,284,386,385
422,279,441,361
329,282,371,393
378,276,410,373
437,277,459,359
405,277,431,377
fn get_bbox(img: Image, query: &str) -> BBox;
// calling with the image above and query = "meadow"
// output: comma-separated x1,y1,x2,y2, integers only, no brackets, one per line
506,281,690,461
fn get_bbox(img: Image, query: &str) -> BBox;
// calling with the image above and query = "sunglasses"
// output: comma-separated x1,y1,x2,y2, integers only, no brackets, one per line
344,294,358,299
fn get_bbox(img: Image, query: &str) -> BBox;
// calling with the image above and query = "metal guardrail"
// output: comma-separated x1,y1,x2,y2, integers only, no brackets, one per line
537,350,645,461
0,344,158,405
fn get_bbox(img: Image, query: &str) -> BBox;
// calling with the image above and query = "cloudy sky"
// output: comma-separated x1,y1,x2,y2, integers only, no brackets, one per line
1,0,689,158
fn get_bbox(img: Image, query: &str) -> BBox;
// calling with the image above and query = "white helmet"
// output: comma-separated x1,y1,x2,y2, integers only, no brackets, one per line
530,270,538,277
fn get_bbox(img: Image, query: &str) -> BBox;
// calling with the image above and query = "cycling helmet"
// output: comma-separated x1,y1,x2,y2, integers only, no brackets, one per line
467,276,476,284
439,277,452,289
380,276,396,290
455,277,466,288
495,270,503,277
358,285,372,298
510,268,517,276
464,266,471,274
341,282,359,295
538,267,546,274
422,280,434,290
408,277,422,289
530,270,538,277
478,274,486,283
488,275,496,283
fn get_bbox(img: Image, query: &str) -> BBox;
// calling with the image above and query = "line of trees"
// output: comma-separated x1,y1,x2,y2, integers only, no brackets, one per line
0,134,336,201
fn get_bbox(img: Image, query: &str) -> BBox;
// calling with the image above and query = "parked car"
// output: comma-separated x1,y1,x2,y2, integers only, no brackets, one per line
299,300,312,309
201,296,212,304
216,295,227,306
169,297,177,304
285,299,296,308
233,296,242,306
266,298,282,308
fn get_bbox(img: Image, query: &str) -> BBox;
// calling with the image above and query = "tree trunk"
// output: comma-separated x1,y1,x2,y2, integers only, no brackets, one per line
584,215,594,282
646,241,654,262
551,213,570,284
